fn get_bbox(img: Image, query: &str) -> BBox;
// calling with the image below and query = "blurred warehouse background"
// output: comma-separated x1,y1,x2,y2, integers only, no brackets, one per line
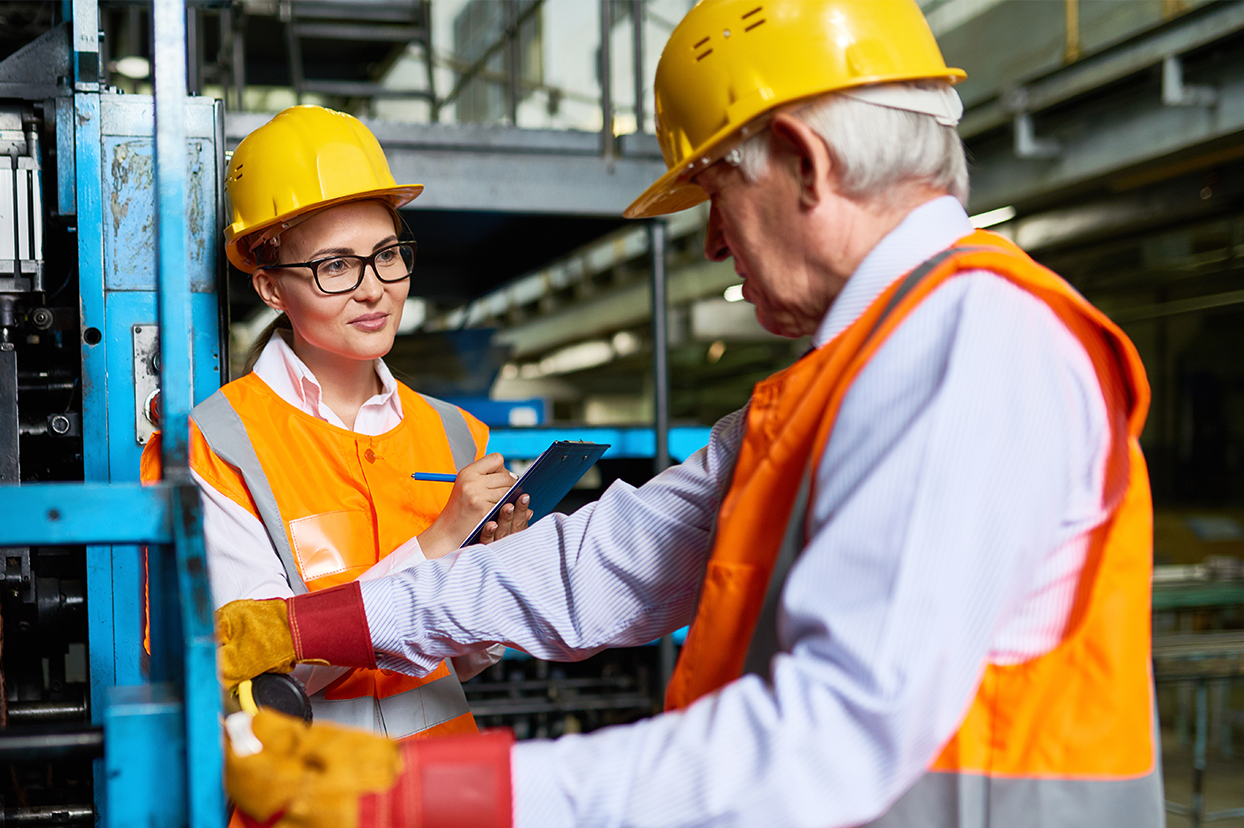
1,0,1244,824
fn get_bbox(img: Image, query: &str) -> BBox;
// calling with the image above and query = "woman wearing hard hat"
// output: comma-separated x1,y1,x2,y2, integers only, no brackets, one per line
145,104,526,740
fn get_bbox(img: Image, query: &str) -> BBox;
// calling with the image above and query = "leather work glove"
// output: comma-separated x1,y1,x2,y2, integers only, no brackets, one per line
215,582,377,689
225,709,514,828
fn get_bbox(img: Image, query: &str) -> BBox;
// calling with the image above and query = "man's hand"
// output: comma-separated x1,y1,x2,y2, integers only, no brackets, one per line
225,709,400,828
216,598,299,688
225,709,515,828
216,584,376,690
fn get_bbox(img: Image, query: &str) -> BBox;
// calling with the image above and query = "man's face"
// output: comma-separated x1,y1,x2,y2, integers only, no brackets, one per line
695,158,837,339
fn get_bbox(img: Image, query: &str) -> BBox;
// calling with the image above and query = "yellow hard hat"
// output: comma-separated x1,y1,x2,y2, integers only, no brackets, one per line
224,105,423,272
625,0,965,219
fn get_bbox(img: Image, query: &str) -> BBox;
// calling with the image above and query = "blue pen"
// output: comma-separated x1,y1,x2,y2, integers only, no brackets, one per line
411,472,457,483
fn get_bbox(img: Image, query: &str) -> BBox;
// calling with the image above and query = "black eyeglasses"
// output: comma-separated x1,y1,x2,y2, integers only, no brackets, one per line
260,241,417,295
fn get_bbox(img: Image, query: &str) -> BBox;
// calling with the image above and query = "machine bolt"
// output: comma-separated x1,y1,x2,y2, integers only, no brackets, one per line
30,308,54,330
49,415,71,435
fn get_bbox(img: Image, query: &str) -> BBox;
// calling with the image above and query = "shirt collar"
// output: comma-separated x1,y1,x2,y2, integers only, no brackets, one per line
252,329,400,425
813,195,974,347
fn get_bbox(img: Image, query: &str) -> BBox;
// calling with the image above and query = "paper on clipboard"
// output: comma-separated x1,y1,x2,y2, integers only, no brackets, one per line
462,440,610,547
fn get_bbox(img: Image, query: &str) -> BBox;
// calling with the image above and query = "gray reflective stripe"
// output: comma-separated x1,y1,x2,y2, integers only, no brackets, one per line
741,463,811,677
308,668,472,739
307,692,381,732
192,390,307,595
744,246,973,672
418,393,477,471
378,665,473,739
864,767,1165,828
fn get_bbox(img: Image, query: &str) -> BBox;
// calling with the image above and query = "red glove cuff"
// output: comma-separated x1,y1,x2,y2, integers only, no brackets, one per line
360,728,515,828
286,582,377,670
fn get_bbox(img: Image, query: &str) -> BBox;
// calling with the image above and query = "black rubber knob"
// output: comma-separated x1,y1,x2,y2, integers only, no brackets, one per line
250,673,313,723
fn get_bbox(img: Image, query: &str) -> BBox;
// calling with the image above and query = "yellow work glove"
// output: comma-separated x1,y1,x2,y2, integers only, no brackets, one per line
215,598,301,688
215,583,376,689
224,709,400,828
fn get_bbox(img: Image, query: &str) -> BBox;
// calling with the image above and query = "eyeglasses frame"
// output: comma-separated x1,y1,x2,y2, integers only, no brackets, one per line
257,240,418,295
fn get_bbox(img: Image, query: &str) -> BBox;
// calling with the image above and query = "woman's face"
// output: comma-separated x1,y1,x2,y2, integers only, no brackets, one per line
252,200,410,368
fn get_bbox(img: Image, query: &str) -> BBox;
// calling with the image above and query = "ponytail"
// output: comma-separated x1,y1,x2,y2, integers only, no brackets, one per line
241,312,292,375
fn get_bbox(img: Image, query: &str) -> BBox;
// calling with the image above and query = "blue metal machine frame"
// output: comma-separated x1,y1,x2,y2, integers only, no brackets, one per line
0,1,223,825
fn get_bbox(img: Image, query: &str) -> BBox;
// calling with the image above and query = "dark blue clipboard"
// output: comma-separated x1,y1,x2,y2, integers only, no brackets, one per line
461,440,610,547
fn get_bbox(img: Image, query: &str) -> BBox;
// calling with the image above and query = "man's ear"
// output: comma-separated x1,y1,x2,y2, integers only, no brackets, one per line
769,112,832,209
251,269,286,312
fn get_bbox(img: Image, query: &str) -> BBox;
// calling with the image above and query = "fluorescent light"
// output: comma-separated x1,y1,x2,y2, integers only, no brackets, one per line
538,341,614,376
113,56,150,80
395,298,426,334
723,284,745,302
612,330,640,356
969,205,1016,229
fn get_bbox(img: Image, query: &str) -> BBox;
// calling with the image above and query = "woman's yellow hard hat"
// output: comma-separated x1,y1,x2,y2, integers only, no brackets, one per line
224,105,422,272
625,0,966,219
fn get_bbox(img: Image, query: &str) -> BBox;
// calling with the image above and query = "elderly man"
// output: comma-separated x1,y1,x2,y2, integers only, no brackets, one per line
219,2,1162,827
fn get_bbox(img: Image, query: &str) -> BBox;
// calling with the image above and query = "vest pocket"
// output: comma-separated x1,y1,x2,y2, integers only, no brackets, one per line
289,509,375,582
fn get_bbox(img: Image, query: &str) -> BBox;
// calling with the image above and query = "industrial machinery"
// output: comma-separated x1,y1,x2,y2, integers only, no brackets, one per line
0,1,224,825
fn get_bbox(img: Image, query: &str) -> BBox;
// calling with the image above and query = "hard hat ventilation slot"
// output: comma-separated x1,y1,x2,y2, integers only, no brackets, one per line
696,49,714,61
742,6,765,32
744,18,765,32
693,37,710,49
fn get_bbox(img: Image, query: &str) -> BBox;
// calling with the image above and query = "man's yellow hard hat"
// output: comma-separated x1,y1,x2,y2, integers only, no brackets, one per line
223,105,422,272
625,0,965,219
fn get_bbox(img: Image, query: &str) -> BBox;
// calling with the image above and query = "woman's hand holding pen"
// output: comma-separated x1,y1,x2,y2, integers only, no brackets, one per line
416,453,532,559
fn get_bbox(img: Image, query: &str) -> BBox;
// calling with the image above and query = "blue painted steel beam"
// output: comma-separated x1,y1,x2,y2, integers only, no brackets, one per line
0,483,173,546
104,684,186,827
153,0,192,477
151,1,223,825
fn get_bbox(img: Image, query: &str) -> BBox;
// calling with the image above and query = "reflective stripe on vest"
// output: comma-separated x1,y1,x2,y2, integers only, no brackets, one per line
190,379,481,738
742,247,964,676
191,388,479,593
863,764,1166,828
667,230,1160,827
308,661,472,740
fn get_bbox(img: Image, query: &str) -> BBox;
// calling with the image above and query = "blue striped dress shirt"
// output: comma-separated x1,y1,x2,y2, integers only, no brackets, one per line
360,196,1111,827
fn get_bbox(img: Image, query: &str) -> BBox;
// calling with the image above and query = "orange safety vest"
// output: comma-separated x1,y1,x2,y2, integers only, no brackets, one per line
667,230,1161,826
143,372,487,741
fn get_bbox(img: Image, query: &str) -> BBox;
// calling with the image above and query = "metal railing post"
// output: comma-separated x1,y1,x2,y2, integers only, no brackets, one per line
632,0,645,133
507,0,521,125
648,218,675,692
599,0,614,160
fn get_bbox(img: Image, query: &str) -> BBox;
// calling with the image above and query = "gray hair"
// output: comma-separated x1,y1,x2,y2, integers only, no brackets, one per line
733,82,969,207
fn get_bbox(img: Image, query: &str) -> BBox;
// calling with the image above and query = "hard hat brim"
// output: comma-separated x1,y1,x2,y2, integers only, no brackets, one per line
225,183,423,272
